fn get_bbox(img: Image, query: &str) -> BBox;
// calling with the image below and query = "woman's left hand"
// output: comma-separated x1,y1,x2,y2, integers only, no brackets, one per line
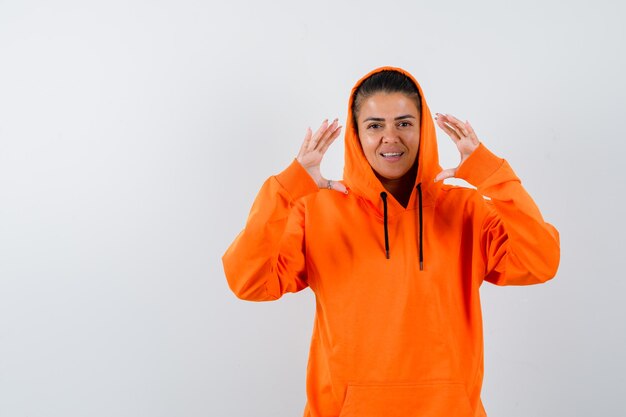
434,113,480,182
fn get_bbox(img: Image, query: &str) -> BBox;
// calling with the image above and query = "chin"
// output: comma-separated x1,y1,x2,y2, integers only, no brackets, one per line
375,169,408,181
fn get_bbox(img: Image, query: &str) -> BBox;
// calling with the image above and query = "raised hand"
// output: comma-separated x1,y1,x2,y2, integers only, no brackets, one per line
434,113,480,183
297,119,347,194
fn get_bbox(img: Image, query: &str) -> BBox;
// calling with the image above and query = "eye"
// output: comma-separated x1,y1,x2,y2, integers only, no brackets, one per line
398,121,412,128
367,123,382,129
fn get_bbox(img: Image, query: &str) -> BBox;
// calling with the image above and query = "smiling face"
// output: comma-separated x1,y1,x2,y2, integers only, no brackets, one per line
356,92,421,181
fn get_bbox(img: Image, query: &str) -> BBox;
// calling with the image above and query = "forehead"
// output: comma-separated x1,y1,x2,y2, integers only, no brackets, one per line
358,92,420,119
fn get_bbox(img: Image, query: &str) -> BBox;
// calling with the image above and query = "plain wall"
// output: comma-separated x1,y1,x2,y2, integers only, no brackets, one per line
1,0,624,416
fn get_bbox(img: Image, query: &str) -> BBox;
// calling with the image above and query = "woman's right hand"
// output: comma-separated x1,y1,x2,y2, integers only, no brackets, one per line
296,119,347,194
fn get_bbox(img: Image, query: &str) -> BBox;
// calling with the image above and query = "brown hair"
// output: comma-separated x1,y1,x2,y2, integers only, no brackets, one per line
352,70,422,125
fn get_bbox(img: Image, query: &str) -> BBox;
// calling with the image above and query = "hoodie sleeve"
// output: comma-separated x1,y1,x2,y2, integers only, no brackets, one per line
222,159,319,301
455,143,560,285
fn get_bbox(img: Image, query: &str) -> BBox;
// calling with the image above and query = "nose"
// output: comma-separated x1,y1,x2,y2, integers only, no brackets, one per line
381,126,400,143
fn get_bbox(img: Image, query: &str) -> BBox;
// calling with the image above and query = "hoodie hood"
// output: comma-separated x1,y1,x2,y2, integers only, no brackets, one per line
344,66,442,212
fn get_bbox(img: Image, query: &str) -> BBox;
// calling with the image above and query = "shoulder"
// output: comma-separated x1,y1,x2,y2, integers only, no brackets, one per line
436,183,491,217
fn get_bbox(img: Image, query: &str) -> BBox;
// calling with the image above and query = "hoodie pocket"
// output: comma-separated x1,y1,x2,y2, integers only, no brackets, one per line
338,381,474,417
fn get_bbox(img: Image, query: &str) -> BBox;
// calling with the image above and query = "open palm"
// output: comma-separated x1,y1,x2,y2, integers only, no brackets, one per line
296,119,346,193
434,113,480,183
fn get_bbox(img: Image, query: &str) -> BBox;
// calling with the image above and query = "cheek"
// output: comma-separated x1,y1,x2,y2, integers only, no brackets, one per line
360,137,379,158
407,132,420,152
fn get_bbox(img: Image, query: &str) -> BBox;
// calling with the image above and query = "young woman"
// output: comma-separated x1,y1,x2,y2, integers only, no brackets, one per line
223,67,560,417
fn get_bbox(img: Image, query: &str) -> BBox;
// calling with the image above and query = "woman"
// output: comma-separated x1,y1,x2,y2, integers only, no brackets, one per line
223,67,560,417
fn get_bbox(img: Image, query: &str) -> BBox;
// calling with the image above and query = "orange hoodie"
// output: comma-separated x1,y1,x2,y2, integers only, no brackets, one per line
222,66,560,417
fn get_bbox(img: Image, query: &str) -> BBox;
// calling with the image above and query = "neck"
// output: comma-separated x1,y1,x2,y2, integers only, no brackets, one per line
376,161,418,208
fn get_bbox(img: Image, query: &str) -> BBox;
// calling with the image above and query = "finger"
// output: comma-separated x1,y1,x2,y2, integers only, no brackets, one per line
464,120,480,145
435,114,460,136
314,118,338,150
318,122,341,150
332,180,348,194
437,114,464,139
318,126,342,155
443,114,469,137
309,119,329,149
321,178,349,194
435,117,461,141
299,127,312,155
434,167,457,183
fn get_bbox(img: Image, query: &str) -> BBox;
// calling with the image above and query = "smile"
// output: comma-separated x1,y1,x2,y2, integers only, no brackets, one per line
381,152,404,158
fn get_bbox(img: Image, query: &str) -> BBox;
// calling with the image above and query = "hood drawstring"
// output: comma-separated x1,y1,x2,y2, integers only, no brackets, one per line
417,183,424,271
379,187,424,270
380,192,390,259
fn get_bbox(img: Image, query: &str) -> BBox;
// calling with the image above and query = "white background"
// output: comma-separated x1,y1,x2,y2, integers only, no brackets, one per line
1,0,624,416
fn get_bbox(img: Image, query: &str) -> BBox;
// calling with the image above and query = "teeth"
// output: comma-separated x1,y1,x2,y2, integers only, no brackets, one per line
382,152,402,157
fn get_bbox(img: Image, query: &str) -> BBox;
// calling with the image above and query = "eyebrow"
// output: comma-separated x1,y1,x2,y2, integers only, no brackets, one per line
363,115,416,122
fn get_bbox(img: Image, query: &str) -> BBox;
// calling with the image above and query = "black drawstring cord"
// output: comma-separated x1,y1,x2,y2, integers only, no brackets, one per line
379,187,422,267
417,183,424,271
380,192,390,259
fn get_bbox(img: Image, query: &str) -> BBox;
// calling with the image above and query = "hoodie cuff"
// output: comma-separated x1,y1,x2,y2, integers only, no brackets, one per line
275,159,320,200
455,143,505,187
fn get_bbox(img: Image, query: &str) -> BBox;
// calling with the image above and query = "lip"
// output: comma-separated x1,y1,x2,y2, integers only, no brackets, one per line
380,151,404,162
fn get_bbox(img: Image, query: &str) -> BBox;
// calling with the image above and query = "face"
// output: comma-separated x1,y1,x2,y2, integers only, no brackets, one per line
356,92,421,181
